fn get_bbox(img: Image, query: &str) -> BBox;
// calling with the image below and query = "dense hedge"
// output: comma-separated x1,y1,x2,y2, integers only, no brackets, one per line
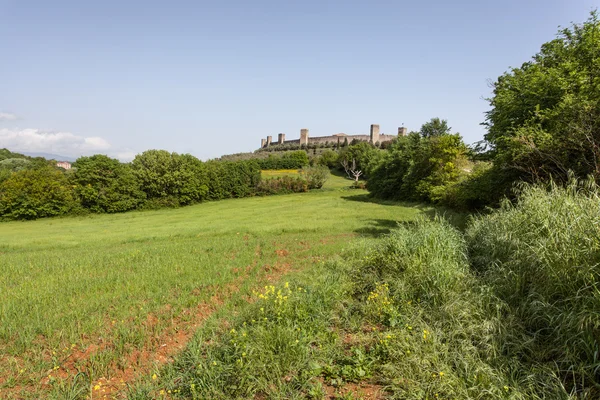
0,151,265,220
202,160,261,200
0,166,77,220
255,151,309,170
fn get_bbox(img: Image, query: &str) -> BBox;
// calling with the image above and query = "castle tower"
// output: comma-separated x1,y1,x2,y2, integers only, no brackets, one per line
266,136,272,146
370,124,380,144
300,129,309,145
278,133,285,144
398,127,408,136
261,138,266,148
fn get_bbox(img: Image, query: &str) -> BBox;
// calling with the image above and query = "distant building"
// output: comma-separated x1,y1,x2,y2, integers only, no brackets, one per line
56,161,72,169
260,124,408,148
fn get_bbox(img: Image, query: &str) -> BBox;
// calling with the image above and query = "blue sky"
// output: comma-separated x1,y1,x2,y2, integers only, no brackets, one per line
0,0,597,160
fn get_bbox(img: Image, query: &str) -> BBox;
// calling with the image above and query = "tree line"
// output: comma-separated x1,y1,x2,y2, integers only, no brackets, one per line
358,12,600,209
0,149,318,220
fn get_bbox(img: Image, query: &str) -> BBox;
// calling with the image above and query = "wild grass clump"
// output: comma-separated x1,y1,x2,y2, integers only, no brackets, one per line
466,179,600,396
143,268,353,399
345,219,526,399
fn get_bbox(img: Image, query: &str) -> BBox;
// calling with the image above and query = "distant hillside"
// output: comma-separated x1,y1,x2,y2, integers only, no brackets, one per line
21,152,76,161
0,148,29,161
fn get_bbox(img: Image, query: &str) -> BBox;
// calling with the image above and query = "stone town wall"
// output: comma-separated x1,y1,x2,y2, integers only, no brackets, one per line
260,125,407,149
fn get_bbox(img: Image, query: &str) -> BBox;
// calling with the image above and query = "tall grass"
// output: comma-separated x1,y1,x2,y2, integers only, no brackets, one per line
142,181,600,399
466,179,600,396
0,174,428,399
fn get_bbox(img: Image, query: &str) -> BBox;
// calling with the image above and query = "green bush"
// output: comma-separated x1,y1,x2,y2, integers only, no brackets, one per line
0,166,77,220
316,149,339,169
256,175,308,195
440,162,515,209
203,160,261,200
72,155,146,213
131,150,208,205
300,165,330,189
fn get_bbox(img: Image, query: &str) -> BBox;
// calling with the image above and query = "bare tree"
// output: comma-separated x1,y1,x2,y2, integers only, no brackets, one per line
341,158,363,183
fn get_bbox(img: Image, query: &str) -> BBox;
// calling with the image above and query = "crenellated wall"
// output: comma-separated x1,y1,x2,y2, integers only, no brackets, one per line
260,124,407,148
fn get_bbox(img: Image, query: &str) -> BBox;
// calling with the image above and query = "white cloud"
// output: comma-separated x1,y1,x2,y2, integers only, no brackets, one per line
0,112,18,121
0,127,111,156
116,151,137,162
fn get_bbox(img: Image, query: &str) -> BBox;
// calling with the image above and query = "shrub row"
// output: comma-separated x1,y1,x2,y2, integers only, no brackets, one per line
254,151,309,170
0,151,263,220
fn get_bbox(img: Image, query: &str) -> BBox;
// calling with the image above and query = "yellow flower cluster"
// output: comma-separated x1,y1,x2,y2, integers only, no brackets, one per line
423,329,430,341
378,332,395,346
366,282,395,319
253,282,299,310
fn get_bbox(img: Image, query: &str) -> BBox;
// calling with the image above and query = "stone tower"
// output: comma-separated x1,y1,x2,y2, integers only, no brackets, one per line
261,138,266,147
266,136,272,146
370,124,380,144
300,129,309,145
278,133,285,144
398,127,408,136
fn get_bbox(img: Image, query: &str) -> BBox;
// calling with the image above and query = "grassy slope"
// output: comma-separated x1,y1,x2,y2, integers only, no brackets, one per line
0,175,433,398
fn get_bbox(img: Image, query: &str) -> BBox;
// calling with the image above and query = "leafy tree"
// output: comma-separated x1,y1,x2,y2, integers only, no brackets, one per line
420,117,451,138
484,11,600,182
367,134,420,199
408,133,470,202
72,155,145,213
0,166,76,220
316,149,339,169
281,150,309,168
367,122,469,203
338,141,380,177
131,150,208,205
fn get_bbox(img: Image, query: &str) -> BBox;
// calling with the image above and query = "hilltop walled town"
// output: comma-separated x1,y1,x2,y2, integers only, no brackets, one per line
260,124,408,148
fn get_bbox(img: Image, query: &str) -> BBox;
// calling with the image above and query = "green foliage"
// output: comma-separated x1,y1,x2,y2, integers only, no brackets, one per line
0,150,54,184
0,158,31,171
485,11,600,183
441,162,519,209
256,175,308,195
420,117,452,138
131,150,208,205
408,133,470,202
316,149,339,169
0,148,28,162
338,142,380,176
72,155,145,213
256,150,310,170
0,166,76,220
368,127,469,203
202,159,261,200
300,165,330,189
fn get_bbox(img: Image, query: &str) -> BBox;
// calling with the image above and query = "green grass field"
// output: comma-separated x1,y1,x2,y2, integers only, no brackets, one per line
260,169,301,178
0,174,436,399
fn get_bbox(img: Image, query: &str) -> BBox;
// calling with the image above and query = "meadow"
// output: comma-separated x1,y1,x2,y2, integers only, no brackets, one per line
0,174,431,399
3,172,596,399
130,180,600,400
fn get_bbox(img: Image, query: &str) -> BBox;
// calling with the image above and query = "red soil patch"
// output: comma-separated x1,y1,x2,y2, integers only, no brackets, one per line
318,377,385,400
275,249,289,257
0,235,324,399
